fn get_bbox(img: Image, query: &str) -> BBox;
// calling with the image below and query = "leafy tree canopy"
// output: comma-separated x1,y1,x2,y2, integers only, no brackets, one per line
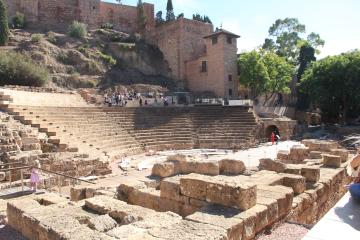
262,18,324,65
192,14,212,24
299,50,360,122
238,50,294,98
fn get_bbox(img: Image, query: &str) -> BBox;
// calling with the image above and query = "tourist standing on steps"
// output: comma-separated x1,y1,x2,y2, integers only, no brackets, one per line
30,160,41,192
139,98,143,107
347,149,360,201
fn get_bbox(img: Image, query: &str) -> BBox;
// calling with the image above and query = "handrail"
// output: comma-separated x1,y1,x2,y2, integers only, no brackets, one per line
0,163,96,185
31,166,96,185
0,161,24,167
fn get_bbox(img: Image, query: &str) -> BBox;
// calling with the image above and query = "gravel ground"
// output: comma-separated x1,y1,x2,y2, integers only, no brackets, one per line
257,223,309,240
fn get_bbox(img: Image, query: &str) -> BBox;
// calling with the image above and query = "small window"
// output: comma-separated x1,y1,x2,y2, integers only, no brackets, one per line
228,89,233,96
93,6,96,10
201,61,207,72
228,75,233,82
212,36,218,45
227,36,232,44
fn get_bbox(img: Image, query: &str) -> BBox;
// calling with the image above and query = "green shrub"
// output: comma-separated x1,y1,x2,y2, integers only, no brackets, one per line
31,34,42,43
12,12,26,29
67,21,87,39
98,52,116,66
46,31,57,44
101,23,114,29
0,51,49,86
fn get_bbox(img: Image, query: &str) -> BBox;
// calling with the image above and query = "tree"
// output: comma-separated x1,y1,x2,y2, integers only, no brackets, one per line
155,11,165,25
192,13,212,24
115,0,121,3
238,51,269,98
166,0,175,21
299,50,360,123
0,0,9,46
137,0,147,32
262,18,324,65
296,44,316,109
262,51,294,103
177,13,184,19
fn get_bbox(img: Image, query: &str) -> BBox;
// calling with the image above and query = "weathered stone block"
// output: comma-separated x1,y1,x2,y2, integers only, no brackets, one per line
277,150,290,162
256,196,279,224
152,162,177,178
87,214,117,232
330,149,349,162
160,176,188,204
322,154,341,168
219,159,246,175
148,220,228,240
180,174,208,201
284,164,302,175
185,160,220,176
70,186,86,201
289,146,309,163
301,166,320,182
257,185,293,217
281,174,306,194
185,205,243,240
259,158,286,173
309,151,322,159
180,174,257,210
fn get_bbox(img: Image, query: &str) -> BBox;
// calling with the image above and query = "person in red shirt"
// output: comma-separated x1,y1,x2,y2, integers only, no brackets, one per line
271,132,275,145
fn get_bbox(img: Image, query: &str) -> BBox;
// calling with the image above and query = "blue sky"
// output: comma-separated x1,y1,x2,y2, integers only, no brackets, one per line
105,0,359,58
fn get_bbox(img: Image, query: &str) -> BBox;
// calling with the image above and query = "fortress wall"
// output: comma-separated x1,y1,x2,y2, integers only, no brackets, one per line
5,0,154,33
150,18,213,82
6,0,39,23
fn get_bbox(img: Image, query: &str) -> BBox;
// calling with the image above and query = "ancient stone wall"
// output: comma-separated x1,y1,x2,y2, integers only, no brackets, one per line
149,18,213,83
5,0,154,33
186,33,239,98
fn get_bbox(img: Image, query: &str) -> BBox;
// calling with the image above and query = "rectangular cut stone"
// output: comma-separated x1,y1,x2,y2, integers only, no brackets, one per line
256,196,279,224
219,159,246,175
185,205,243,240
257,185,293,217
235,205,269,238
301,166,320,182
148,220,228,240
309,151,322,159
280,174,306,194
289,146,309,163
180,174,257,210
185,160,220,176
330,149,349,162
152,162,177,178
180,174,208,201
160,176,189,204
322,154,341,168
277,150,290,162
284,164,302,175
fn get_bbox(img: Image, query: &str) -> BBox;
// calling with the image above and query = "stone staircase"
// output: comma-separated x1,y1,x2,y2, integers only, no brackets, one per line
0,88,258,159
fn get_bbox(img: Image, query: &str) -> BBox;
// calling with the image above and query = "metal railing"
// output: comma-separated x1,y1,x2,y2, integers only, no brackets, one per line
0,162,95,196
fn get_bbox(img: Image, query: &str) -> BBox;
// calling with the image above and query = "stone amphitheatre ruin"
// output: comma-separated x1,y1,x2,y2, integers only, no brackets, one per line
0,1,355,240
0,85,352,240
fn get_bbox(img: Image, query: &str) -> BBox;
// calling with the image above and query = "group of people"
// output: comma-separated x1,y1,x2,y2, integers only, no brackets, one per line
104,92,132,107
104,91,174,107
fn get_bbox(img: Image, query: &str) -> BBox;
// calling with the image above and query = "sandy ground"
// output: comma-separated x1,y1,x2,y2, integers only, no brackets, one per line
257,223,309,240
117,141,302,171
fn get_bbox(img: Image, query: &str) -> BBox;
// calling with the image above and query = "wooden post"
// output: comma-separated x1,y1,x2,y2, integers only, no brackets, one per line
20,170,24,192
9,170,11,188
58,176,61,195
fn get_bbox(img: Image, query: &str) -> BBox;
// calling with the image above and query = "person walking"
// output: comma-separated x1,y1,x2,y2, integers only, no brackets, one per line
30,160,41,192
347,150,360,201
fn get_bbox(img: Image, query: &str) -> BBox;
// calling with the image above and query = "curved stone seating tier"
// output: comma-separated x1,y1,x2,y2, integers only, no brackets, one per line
2,104,257,159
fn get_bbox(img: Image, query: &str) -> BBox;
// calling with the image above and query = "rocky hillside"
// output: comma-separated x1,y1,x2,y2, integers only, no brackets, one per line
1,29,176,93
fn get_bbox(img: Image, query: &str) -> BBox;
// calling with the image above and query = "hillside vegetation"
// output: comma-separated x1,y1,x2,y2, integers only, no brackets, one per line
0,28,175,93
